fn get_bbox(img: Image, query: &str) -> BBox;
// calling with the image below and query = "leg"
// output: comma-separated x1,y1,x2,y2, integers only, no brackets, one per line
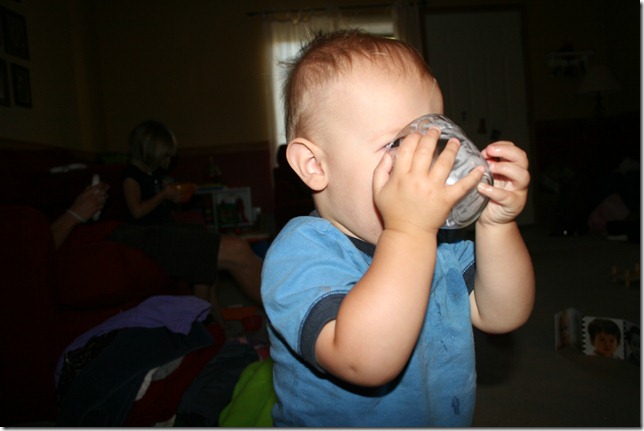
193,282,225,325
193,283,210,301
217,235,263,305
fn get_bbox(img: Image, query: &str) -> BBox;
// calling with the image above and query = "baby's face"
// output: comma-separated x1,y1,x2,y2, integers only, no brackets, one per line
593,332,619,357
313,59,443,243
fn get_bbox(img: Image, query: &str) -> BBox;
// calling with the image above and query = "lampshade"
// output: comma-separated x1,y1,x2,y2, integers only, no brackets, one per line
578,64,621,95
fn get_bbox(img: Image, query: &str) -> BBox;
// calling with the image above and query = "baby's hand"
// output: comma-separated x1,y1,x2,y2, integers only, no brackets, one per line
373,128,485,236
476,141,530,226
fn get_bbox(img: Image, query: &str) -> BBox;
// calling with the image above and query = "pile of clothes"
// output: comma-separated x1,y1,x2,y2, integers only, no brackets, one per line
55,295,266,426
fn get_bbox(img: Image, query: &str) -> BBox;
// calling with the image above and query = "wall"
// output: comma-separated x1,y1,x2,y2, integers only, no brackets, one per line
91,0,270,152
0,0,102,151
0,0,269,151
0,0,638,153
523,0,639,121
419,0,638,121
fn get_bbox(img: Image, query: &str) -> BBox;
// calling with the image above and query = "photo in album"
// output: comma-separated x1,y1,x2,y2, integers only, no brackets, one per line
555,307,639,365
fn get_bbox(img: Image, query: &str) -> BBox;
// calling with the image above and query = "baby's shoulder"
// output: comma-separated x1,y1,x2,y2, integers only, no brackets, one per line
269,216,360,261
277,215,342,242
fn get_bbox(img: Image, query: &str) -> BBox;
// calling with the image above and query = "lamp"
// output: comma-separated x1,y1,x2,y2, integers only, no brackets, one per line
578,64,621,117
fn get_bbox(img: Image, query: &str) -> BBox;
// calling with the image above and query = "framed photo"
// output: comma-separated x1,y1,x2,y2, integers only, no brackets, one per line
195,186,254,229
1,7,29,60
214,187,253,228
0,59,10,106
11,63,31,107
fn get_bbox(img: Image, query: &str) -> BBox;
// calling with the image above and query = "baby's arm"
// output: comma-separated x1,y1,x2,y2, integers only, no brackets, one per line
469,141,535,333
316,218,439,387
315,130,485,387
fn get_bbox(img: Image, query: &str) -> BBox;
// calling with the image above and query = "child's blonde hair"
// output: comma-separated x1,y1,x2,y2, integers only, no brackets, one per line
128,119,177,171
282,29,435,142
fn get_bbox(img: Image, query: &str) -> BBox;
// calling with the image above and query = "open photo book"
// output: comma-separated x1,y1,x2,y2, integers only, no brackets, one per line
555,307,640,364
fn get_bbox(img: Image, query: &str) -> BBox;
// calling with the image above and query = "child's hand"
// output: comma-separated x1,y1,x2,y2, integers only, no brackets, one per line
373,128,485,236
162,185,184,203
476,141,530,226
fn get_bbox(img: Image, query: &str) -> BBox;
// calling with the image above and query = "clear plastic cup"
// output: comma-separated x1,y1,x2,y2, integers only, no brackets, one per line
387,114,493,229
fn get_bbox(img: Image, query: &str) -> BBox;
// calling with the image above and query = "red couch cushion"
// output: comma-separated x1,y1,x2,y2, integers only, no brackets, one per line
0,205,64,424
54,242,179,309
0,203,193,425
55,220,189,309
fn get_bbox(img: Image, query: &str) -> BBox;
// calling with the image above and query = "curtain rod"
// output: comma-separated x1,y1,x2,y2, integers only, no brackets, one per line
246,2,421,17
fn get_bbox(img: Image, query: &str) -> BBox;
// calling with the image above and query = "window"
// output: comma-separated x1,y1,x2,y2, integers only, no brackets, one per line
265,14,394,157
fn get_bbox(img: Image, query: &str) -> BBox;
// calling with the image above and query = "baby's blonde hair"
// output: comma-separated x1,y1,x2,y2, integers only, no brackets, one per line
282,29,435,142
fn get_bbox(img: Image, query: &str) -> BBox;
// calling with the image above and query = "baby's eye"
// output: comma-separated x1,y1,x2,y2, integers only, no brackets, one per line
386,136,403,151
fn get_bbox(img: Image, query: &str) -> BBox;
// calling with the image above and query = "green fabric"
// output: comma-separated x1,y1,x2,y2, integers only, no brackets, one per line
219,358,276,427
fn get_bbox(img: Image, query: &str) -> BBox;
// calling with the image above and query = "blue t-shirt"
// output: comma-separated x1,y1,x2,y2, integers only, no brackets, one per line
262,215,477,427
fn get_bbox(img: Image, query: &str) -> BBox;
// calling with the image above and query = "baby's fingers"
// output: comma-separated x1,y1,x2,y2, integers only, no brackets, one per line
373,150,394,194
450,165,486,198
429,137,459,178
477,182,518,209
483,141,529,170
490,160,531,189
410,128,441,174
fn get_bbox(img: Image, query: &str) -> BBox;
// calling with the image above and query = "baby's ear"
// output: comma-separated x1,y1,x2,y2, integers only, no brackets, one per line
286,138,328,191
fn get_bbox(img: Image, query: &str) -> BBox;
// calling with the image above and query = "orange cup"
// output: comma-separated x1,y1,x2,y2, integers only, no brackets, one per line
169,183,197,203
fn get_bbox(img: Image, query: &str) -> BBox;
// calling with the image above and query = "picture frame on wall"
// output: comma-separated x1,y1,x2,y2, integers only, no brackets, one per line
11,63,31,108
1,7,29,60
0,59,10,106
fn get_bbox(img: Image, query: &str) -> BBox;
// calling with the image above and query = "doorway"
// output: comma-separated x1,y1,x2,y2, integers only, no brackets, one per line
422,7,534,225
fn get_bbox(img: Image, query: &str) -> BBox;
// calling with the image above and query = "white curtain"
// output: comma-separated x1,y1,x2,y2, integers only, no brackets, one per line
262,10,347,163
262,6,414,163
392,1,422,53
